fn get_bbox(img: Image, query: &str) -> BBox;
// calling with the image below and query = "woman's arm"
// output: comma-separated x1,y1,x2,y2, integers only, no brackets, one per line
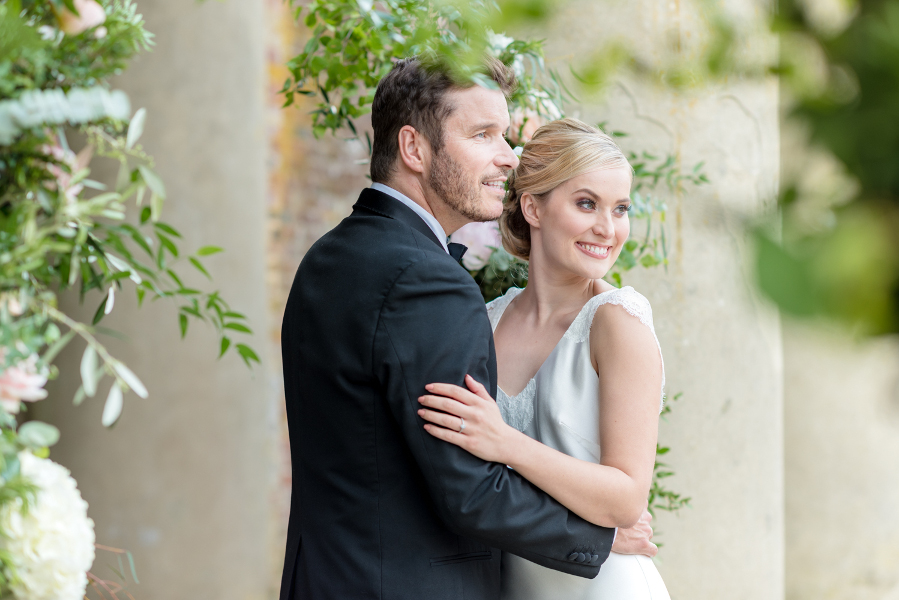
418,303,662,529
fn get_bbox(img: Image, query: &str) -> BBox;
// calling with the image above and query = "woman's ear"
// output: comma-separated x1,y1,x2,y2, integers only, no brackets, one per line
397,125,428,174
521,192,541,229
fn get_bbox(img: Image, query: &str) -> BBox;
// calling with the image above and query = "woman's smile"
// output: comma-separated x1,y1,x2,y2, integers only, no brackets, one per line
575,242,613,259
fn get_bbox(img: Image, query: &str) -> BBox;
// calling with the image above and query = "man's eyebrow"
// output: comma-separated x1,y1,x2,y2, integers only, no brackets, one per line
468,121,505,132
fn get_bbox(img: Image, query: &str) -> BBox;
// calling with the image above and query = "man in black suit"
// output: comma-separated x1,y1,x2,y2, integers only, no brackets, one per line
279,56,653,600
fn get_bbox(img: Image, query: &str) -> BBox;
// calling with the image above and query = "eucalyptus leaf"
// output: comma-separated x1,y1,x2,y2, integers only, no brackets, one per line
102,384,124,427
112,362,148,398
18,421,60,449
137,166,166,199
126,108,147,149
80,345,98,397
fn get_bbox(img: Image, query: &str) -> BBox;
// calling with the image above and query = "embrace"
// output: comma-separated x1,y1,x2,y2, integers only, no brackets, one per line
279,55,670,600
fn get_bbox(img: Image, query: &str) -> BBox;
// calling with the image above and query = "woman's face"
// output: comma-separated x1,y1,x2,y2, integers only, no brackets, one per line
527,167,632,281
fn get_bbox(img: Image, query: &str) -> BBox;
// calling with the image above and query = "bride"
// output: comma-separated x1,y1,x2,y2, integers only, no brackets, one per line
417,118,671,599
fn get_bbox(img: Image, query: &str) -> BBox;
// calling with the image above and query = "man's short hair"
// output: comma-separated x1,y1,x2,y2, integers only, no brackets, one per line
369,56,516,183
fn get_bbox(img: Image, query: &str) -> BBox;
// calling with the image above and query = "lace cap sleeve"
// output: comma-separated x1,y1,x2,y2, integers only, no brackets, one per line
485,287,523,332
566,286,666,410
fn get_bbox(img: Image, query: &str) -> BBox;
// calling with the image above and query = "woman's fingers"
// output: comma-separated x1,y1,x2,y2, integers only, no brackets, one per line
418,408,464,431
418,394,470,417
425,381,486,406
423,423,467,448
464,374,492,401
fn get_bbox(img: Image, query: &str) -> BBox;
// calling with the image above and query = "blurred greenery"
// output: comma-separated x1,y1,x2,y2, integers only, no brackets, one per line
754,0,899,335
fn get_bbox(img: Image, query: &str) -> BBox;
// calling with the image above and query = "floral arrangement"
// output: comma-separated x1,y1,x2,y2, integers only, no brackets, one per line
0,0,256,596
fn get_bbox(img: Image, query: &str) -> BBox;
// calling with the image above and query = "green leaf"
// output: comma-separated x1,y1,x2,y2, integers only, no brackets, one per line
236,343,260,366
222,311,246,320
189,257,211,279
219,336,231,358
126,108,147,149
140,206,152,224
179,313,188,338
154,222,182,238
197,246,224,256
18,422,60,449
157,233,179,258
80,345,98,398
224,322,252,333
102,384,124,427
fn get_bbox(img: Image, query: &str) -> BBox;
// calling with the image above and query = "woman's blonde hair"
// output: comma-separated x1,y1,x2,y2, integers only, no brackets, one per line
500,118,632,260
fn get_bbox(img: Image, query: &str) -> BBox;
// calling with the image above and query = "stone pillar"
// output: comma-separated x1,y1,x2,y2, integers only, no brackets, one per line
784,325,899,599
36,0,280,598
539,1,784,597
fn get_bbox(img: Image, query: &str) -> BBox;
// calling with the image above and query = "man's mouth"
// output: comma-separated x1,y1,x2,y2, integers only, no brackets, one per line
482,180,506,194
576,242,612,259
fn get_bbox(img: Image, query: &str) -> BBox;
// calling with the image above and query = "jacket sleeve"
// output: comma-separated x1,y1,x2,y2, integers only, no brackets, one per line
373,255,615,577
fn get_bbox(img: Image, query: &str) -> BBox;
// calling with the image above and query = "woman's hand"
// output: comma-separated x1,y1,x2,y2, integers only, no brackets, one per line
418,374,521,465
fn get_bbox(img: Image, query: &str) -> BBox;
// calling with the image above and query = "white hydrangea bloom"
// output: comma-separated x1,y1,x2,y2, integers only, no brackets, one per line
486,30,514,55
0,453,95,600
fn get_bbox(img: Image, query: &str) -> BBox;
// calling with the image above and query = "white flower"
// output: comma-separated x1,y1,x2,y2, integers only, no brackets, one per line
0,453,95,600
486,30,514,56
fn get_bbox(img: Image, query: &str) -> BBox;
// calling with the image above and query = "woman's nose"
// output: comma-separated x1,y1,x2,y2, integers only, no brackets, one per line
593,213,614,238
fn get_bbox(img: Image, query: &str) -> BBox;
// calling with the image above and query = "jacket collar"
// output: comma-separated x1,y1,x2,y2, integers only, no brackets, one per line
353,187,445,251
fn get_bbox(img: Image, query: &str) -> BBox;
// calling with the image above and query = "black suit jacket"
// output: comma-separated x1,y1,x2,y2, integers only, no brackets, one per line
279,188,615,600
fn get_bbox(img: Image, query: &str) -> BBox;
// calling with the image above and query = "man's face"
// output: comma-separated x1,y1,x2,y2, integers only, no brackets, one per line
426,85,520,223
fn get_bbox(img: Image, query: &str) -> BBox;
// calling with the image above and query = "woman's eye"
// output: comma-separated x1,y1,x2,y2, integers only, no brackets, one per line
615,204,631,214
577,199,596,210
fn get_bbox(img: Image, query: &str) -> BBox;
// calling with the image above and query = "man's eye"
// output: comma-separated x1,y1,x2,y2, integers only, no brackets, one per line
475,132,486,139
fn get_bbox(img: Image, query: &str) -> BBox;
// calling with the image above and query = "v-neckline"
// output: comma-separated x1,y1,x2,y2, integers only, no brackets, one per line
493,286,620,398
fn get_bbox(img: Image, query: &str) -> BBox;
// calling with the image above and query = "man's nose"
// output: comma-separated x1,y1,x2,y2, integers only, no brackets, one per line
495,140,519,171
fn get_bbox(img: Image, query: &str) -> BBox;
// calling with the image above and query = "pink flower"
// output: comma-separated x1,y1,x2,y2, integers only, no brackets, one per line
57,0,106,36
41,136,93,204
451,221,502,271
0,353,49,415
508,108,544,145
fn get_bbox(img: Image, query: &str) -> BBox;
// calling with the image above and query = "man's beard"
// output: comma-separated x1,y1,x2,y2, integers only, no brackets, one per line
428,148,503,223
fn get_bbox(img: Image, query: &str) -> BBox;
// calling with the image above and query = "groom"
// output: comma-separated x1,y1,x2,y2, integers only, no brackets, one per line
279,56,653,600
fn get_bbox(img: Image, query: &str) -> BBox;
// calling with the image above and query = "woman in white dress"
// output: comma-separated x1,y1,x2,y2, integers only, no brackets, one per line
417,118,671,599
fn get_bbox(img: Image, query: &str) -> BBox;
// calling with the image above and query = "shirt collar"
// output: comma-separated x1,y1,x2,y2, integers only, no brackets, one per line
371,183,449,253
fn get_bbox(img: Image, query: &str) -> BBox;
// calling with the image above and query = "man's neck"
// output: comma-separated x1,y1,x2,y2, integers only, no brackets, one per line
380,178,467,236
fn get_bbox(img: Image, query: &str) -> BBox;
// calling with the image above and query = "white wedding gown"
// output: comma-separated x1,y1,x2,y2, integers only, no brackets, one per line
486,285,671,600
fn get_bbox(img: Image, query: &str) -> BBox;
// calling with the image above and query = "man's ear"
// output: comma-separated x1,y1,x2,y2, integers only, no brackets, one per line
521,192,541,229
397,125,429,174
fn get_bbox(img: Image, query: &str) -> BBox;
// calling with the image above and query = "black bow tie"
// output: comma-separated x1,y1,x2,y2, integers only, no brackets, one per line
448,242,468,264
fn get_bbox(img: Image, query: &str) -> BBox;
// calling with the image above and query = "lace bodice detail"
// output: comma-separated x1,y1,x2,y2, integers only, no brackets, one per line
486,285,665,433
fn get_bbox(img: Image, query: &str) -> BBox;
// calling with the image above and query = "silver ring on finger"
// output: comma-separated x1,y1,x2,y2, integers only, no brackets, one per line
459,417,465,433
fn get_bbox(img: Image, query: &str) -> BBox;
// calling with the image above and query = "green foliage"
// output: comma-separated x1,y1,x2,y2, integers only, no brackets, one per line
648,393,691,516
0,0,257,590
283,0,563,141
747,0,899,334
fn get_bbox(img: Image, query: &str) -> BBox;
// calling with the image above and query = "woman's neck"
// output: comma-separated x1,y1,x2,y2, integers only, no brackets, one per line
517,251,600,326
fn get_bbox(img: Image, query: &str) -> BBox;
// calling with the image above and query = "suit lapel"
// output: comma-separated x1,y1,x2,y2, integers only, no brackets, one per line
353,188,446,251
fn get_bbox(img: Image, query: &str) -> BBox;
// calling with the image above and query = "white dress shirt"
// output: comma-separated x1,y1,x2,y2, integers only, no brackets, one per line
371,183,449,254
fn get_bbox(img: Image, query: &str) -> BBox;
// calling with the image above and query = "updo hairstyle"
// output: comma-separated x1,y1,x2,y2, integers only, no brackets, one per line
500,118,632,260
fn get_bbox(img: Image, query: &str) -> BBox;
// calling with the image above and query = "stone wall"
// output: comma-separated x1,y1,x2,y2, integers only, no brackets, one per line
535,1,784,597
